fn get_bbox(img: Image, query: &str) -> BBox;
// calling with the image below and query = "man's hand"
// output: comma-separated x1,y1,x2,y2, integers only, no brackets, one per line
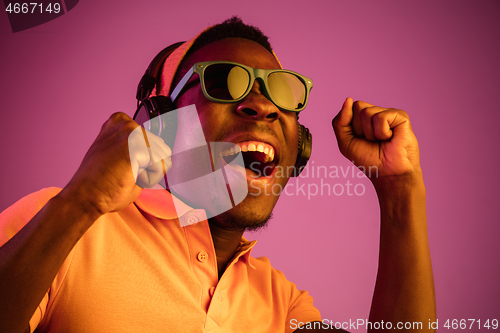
0,112,173,333
332,97,421,187
332,98,436,331
61,112,172,219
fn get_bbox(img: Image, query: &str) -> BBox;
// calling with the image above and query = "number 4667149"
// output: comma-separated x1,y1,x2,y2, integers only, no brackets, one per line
443,319,498,330
5,3,61,14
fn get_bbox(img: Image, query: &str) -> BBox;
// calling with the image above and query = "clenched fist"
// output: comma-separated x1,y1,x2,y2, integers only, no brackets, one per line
61,112,172,218
332,97,421,187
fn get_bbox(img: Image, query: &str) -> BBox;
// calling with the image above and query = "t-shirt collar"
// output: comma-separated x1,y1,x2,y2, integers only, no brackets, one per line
135,188,193,220
135,188,258,268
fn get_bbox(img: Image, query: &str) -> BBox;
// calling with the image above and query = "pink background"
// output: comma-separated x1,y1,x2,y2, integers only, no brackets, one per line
1,0,499,329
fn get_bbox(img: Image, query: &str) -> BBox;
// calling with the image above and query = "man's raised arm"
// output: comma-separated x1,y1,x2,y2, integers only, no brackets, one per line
331,97,436,332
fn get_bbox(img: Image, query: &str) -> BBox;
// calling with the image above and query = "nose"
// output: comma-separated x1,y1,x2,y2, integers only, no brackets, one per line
235,81,280,121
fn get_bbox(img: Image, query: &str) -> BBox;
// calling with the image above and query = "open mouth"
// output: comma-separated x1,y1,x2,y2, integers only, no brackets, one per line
221,141,277,178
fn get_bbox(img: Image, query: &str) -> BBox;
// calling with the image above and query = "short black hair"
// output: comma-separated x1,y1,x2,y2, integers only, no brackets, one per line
169,16,274,95
185,16,273,60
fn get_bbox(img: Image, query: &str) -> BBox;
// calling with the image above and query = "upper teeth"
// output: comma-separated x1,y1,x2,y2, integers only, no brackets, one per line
221,141,275,163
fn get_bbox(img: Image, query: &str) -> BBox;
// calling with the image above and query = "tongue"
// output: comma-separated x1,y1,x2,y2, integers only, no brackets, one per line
242,151,274,177
243,151,267,164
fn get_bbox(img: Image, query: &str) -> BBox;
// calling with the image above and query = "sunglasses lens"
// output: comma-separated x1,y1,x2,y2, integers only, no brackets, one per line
202,63,308,111
227,66,250,99
204,64,250,100
268,72,306,110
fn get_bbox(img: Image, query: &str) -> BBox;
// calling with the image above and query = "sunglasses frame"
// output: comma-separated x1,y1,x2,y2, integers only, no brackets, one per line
170,61,313,112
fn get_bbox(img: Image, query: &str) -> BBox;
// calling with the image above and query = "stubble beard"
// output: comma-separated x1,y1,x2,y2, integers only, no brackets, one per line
208,208,274,232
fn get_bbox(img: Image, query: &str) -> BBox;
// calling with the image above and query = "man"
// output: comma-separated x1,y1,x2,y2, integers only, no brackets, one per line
0,17,435,332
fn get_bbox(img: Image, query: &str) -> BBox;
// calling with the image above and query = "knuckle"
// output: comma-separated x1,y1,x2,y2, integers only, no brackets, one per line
352,100,363,108
102,112,134,131
123,120,139,132
352,101,361,113
110,112,137,129
359,107,370,117
373,111,385,121
389,107,408,117
109,112,130,122
128,131,145,147
391,108,410,121
352,100,371,111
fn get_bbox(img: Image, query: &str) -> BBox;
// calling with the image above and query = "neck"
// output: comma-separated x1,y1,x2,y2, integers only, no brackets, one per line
208,222,245,279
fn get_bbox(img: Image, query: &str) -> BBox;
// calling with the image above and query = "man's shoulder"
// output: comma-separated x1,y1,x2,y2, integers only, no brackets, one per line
246,255,294,288
5,187,62,208
0,187,62,219
0,187,62,245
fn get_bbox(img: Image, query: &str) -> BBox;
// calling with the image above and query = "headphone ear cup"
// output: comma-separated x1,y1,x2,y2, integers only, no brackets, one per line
293,123,312,177
133,98,159,133
133,96,177,148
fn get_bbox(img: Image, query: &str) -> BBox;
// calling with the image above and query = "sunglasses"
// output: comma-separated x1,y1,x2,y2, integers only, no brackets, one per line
170,61,313,112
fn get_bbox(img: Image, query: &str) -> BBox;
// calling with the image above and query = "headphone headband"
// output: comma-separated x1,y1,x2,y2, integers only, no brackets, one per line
136,41,184,103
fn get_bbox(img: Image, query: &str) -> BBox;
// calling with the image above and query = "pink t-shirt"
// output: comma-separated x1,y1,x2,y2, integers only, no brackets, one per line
0,188,321,332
